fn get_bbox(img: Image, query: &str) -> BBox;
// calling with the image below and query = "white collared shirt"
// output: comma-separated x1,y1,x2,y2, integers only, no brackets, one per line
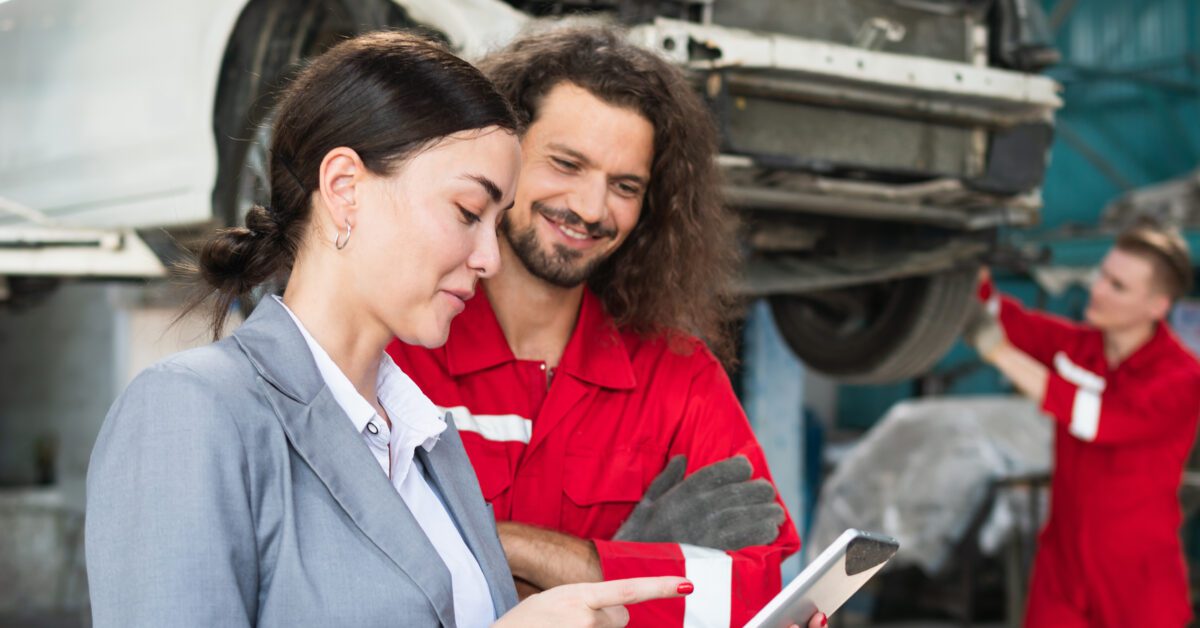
276,297,495,627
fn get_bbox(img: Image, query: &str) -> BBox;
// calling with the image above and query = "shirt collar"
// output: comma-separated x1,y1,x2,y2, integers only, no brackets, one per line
444,287,636,390
1119,320,1175,373
274,296,445,452
376,352,447,453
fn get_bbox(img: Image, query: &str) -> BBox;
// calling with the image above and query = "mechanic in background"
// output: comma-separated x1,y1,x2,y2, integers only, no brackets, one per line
966,222,1200,627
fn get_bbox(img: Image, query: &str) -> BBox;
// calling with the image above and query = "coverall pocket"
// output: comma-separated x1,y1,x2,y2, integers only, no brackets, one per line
563,450,647,506
471,446,514,502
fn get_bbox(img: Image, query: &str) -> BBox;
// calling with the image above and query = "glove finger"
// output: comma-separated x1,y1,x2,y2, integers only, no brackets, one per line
611,505,652,542
614,457,689,542
643,455,688,502
709,502,785,530
669,456,753,500
664,502,786,550
708,504,786,550
699,479,779,510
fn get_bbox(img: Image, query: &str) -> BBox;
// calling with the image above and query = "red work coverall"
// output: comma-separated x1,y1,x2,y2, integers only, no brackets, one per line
388,288,800,627
985,286,1200,627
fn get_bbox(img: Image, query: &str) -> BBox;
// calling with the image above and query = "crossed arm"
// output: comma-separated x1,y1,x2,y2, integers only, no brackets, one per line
498,521,603,595
494,361,809,626
493,454,823,627
497,521,824,628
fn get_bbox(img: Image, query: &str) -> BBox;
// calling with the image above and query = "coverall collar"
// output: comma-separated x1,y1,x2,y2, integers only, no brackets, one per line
445,287,637,390
1115,320,1173,373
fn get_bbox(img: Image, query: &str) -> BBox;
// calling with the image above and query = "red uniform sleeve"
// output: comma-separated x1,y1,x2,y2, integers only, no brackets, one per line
982,278,1085,366
1041,368,1200,446
593,354,800,628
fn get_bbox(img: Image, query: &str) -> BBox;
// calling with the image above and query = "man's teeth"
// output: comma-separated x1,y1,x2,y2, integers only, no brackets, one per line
558,224,589,240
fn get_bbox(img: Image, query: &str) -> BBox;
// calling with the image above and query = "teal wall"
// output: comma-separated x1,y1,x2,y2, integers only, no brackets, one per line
1039,0,1200,231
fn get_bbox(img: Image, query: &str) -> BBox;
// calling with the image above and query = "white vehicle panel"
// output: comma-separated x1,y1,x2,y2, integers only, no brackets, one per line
394,0,527,61
631,18,1062,109
0,0,525,233
0,0,247,230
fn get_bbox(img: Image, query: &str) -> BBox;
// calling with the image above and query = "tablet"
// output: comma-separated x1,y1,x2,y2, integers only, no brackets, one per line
744,529,899,628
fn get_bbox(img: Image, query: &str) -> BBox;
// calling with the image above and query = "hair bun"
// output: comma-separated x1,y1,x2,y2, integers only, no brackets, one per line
198,205,281,297
243,204,281,242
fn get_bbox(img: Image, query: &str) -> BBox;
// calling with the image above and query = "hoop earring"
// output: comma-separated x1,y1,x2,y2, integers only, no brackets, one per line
335,223,352,250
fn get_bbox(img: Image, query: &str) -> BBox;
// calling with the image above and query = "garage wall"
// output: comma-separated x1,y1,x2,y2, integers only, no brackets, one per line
0,283,119,503
0,280,233,617
0,281,227,504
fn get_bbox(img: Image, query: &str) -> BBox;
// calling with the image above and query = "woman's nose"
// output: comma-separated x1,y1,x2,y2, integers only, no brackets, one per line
469,228,502,278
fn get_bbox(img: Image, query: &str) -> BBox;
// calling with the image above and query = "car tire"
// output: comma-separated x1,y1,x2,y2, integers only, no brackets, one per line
213,0,414,227
769,267,978,384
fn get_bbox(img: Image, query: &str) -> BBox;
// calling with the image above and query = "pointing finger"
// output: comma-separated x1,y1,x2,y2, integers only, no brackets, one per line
581,577,693,610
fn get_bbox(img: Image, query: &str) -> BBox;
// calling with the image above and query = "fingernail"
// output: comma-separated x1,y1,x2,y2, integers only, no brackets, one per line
820,613,828,627
677,582,694,595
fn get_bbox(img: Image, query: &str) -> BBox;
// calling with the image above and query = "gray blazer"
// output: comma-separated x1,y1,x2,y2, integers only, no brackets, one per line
85,297,518,627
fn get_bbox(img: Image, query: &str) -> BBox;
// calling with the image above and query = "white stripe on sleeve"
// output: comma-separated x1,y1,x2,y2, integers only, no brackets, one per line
1053,352,1107,392
439,406,533,443
680,544,733,628
1069,389,1102,442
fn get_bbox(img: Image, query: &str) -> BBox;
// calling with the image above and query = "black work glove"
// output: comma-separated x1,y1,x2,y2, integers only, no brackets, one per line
613,455,786,551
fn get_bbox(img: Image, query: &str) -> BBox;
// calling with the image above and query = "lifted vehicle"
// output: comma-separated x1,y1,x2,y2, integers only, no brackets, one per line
0,0,1060,382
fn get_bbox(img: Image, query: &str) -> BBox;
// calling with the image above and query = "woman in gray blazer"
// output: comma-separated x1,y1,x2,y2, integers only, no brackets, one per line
85,31,690,628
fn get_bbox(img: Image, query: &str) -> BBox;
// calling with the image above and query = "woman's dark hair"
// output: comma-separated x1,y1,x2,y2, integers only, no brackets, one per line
186,31,517,338
479,24,739,363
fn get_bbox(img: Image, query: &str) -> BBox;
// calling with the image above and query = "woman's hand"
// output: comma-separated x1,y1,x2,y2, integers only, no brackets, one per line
494,576,692,627
789,612,828,628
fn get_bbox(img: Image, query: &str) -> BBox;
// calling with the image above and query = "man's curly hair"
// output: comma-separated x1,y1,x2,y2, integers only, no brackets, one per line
480,23,739,362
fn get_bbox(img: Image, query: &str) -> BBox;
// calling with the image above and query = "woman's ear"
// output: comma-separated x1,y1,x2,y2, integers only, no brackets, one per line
317,147,366,241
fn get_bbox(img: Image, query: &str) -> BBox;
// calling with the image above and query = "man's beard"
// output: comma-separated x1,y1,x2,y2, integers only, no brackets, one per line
500,202,614,288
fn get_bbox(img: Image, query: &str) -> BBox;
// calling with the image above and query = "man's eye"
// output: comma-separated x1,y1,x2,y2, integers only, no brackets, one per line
552,158,578,172
616,183,640,196
458,205,482,224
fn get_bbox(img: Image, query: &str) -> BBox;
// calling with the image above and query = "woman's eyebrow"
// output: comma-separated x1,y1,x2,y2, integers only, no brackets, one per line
461,174,503,204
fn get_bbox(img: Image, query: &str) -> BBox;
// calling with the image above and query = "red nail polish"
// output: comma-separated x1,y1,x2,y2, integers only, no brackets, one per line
820,613,828,627
677,582,694,595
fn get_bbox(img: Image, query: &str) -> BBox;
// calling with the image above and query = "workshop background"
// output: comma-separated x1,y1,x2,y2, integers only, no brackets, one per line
2,0,1199,626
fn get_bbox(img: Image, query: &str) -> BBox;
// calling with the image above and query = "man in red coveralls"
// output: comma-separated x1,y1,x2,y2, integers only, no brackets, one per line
388,25,821,628
966,223,1200,627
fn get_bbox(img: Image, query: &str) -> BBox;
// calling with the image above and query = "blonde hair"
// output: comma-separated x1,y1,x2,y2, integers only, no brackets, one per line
1115,222,1193,301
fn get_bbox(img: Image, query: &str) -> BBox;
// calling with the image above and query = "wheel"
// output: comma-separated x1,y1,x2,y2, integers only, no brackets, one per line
769,267,978,384
211,0,413,313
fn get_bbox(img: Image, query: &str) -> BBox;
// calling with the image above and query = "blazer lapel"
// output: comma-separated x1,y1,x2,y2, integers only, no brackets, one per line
417,414,519,616
233,299,457,627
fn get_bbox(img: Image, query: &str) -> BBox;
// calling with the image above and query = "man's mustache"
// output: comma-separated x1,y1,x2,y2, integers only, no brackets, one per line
532,201,617,239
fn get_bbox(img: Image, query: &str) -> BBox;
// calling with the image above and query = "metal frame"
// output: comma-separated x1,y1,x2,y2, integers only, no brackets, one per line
741,239,989,296
0,227,164,278
630,18,1062,112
